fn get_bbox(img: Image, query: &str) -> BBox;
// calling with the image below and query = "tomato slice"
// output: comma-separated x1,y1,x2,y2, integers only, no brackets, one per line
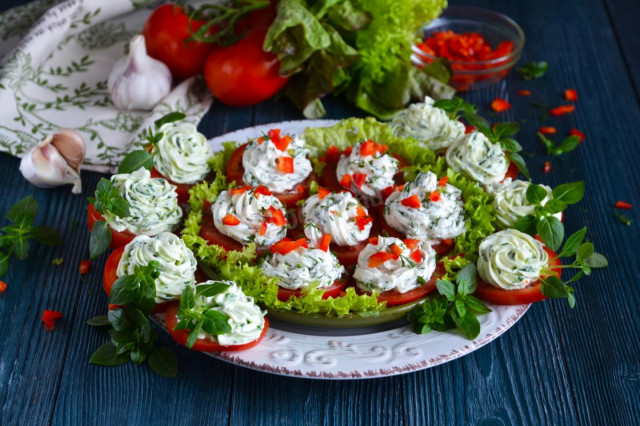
149,167,192,204
377,207,454,256
368,262,445,307
503,160,519,181
199,213,245,252
165,303,269,352
102,246,176,314
225,143,317,208
276,279,347,302
87,203,136,250
474,247,563,305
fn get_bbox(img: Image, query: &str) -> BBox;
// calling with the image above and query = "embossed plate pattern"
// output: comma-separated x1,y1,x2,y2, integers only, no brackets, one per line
154,120,530,379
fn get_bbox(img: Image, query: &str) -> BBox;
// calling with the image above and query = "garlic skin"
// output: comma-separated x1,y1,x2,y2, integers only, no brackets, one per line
108,35,172,111
19,128,85,194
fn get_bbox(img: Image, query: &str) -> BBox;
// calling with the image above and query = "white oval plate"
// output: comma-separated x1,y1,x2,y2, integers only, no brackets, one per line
153,120,530,380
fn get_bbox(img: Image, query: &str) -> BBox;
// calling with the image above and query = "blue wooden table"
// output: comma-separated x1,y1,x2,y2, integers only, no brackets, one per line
1,0,639,424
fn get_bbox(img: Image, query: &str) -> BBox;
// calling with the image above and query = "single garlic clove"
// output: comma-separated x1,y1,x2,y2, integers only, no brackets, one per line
19,129,85,194
108,35,172,111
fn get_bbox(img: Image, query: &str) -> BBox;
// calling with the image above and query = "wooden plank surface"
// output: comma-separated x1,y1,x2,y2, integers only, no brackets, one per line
0,0,638,425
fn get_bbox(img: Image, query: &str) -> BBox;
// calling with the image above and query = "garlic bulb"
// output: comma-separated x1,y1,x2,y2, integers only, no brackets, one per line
19,128,85,194
108,35,172,111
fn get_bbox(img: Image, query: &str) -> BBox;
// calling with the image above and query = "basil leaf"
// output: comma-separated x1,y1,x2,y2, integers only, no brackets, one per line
464,112,491,135
89,221,111,259
108,308,134,332
31,226,63,245
451,310,481,340
541,199,567,215
118,150,154,174
0,253,9,277
148,347,177,378
506,152,530,180
456,263,477,295
12,211,35,228
435,280,455,301
87,315,111,327
154,112,186,129
186,321,203,349
12,237,29,259
180,287,196,311
585,252,608,268
537,216,564,251
109,197,131,218
559,135,581,154
576,242,594,262
552,181,585,205
526,184,548,205
6,196,39,221
89,342,129,366
455,298,467,318
110,276,138,305
559,227,586,257
499,137,522,153
515,214,538,236
493,122,519,138
464,295,492,314
196,282,230,298
517,61,548,80
540,276,568,298
202,309,231,335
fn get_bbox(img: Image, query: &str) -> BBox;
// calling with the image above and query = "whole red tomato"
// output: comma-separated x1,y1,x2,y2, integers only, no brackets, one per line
142,4,215,80
203,27,289,106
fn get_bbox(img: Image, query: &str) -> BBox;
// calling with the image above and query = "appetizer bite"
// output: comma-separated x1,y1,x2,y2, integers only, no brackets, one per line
260,237,347,301
200,185,288,253
382,172,465,254
150,121,212,203
354,236,439,306
390,96,465,151
88,167,182,249
488,178,557,229
226,128,315,207
301,189,373,266
165,280,268,351
103,232,197,312
445,131,510,184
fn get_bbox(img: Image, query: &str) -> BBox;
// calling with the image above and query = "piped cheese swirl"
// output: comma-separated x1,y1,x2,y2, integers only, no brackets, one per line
197,280,266,346
354,237,436,294
117,233,196,302
445,131,508,185
302,191,371,247
153,122,211,184
335,142,400,197
260,246,345,290
477,229,549,290
105,167,181,235
488,179,553,229
242,135,312,192
212,188,287,246
390,96,465,150
384,172,466,241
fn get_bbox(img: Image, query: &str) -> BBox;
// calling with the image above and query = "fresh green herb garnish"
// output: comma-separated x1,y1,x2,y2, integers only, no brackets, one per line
87,178,130,258
465,112,530,180
433,97,477,120
514,181,585,251
538,132,581,156
615,210,633,226
51,258,64,266
0,196,63,277
174,284,232,348
88,261,177,377
118,112,186,174
539,227,608,308
517,61,548,80
407,264,491,340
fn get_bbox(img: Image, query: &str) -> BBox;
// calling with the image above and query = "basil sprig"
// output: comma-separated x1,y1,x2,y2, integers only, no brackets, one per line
538,132,581,156
408,264,492,340
540,227,608,308
515,181,585,251
464,112,530,180
0,196,63,277
88,261,178,377
87,178,130,258
433,96,477,120
118,112,186,174
517,61,548,80
174,283,232,348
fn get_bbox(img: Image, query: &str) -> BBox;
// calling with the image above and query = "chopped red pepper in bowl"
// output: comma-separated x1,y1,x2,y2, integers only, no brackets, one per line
413,7,524,91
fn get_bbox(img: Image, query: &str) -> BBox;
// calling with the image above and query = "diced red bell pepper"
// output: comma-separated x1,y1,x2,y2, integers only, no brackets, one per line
356,216,373,231
543,161,551,174
339,174,352,188
78,260,91,275
356,206,367,218
360,140,377,156
539,126,557,134
429,191,441,202
569,128,585,143
491,98,511,112
343,146,353,156
230,186,249,195
550,105,575,116
615,201,632,209
223,214,241,226
318,186,330,199
368,251,394,268
42,310,62,331
369,237,379,246
389,244,403,260
517,90,531,96
259,220,267,236
276,157,294,173
0,281,6,293
564,89,578,101
437,176,448,187
319,234,331,252
267,206,286,226
254,185,272,196
410,250,422,263
273,135,291,151
401,195,421,208
403,239,420,250
268,128,281,141
270,238,308,255
352,173,367,189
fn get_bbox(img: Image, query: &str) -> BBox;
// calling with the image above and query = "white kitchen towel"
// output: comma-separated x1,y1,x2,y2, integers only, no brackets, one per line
0,0,212,173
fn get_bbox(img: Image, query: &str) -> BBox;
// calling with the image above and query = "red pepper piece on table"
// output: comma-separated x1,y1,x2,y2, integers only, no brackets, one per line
550,105,575,116
491,98,511,112
570,128,585,143
539,126,557,134
42,310,62,331
564,89,578,101
615,201,632,209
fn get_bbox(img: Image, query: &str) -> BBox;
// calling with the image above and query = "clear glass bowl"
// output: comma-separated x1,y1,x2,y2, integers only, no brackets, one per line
412,6,525,91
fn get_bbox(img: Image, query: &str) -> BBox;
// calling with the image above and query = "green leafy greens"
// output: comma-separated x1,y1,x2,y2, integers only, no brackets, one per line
538,132,581,156
0,196,63,277
517,61,548,80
